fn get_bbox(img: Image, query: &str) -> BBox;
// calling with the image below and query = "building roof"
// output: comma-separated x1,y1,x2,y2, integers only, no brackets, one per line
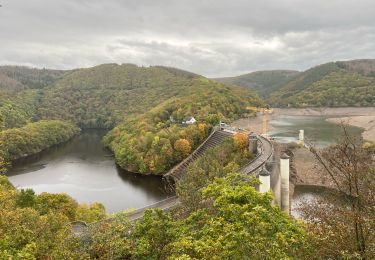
184,116,196,121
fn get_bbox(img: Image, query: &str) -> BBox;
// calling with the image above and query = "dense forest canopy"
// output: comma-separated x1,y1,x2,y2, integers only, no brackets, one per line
0,66,70,130
0,90,41,129
0,64,263,174
217,59,375,107
0,175,106,258
0,120,79,162
269,60,375,107
102,70,262,174
0,66,68,92
38,63,261,129
214,70,300,97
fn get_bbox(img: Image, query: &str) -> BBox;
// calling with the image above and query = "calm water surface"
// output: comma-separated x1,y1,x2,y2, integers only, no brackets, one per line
7,130,174,213
269,115,363,148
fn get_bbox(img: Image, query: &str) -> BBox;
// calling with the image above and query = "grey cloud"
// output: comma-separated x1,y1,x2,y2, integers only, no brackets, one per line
0,0,375,76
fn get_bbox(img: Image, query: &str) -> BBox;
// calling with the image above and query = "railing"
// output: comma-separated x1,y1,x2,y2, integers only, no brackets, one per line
239,135,273,175
125,196,180,221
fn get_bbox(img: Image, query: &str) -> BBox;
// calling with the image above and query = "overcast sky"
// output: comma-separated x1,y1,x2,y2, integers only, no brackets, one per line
0,0,375,77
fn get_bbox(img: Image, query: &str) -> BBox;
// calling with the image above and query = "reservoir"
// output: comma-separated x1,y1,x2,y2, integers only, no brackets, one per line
6,116,364,215
7,130,174,213
268,115,363,148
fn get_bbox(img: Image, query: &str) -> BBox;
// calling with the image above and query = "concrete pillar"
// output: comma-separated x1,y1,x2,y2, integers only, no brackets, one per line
248,134,258,154
298,129,304,146
259,168,271,193
280,153,290,214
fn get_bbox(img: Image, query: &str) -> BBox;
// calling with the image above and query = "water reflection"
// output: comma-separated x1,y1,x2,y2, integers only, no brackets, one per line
7,130,174,213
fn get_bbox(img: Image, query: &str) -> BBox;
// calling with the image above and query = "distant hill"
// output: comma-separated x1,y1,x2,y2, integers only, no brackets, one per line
216,59,375,107
1,63,262,174
38,63,262,128
0,66,68,92
213,70,300,97
0,66,69,129
269,59,375,107
35,63,263,173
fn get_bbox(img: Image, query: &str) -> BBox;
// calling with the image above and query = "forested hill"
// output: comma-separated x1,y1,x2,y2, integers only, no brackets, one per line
268,59,375,107
214,70,299,97
217,59,375,107
0,66,69,129
38,63,262,129
0,63,262,174
0,66,68,92
37,63,263,174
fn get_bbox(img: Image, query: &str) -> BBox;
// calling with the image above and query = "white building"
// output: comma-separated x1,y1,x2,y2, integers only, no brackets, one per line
183,116,197,125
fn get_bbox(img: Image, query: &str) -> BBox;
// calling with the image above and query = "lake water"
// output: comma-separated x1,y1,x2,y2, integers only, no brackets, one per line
268,115,363,148
7,130,174,213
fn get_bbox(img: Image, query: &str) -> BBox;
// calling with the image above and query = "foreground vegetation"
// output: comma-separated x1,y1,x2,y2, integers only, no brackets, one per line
300,129,375,259
0,176,105,258
0,135,312,259
2,122,375,258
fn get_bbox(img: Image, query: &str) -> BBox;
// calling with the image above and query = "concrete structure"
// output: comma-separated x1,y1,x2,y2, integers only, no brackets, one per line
164,129,233,181
298,129,304,146
280,153,290,214
248,134,258,154
259,168,271,193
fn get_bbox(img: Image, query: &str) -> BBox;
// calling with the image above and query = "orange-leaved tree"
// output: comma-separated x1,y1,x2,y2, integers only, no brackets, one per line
174,139,192,160
233,133,249,151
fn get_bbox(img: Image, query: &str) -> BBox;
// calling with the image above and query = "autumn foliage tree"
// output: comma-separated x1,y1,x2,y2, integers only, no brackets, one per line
174,138,192,160
85,174,312,259
0,176,106,259
233,133,249,150
0,149,8,174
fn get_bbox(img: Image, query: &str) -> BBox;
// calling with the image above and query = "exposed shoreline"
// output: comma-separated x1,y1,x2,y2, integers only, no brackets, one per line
274,107,375,142
272,107,375,117
234,107,375,196
326,116,375,141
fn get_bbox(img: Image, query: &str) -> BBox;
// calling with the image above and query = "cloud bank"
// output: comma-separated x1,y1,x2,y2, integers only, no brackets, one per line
1,0,375,77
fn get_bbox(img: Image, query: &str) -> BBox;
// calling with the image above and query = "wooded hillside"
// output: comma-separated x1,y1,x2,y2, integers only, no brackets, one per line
269,60,375,107
217,59,375,107
214,70,299,97
0,64,263,174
